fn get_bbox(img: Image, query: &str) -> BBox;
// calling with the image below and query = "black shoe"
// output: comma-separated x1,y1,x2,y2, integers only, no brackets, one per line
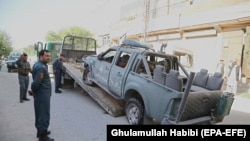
39,135,54,141
37,130,51,138
19,100,23,103
55,90,62,93
23,98,30,101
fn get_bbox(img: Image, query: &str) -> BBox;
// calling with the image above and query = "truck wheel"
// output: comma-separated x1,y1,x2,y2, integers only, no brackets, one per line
82,67,93,85
125,98,144,125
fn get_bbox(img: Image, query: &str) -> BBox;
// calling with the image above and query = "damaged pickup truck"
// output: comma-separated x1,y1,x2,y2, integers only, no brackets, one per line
83,39,234,125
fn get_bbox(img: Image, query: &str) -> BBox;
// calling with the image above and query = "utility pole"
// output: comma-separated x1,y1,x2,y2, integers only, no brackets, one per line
143,0,150,42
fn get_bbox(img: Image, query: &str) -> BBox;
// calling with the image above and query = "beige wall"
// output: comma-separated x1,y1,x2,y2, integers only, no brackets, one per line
178,0,249,16
221,30,244,77
242,26,250,78
110,0,250,77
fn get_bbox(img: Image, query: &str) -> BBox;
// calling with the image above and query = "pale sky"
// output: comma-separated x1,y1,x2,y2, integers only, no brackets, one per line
0,0,122,49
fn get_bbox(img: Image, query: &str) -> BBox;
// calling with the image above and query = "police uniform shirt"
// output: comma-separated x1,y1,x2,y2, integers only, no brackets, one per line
52,59,63,73
16,60,31,76
31,61,51,94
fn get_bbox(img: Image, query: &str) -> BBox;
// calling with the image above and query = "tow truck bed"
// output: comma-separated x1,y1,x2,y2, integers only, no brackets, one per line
63,63,125,117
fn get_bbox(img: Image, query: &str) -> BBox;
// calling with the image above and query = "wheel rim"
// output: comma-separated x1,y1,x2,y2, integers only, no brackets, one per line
127,104,140,124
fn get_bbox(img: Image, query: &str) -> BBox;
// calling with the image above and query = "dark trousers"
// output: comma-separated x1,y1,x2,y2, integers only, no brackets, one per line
34,93,51,134
18,75,29,100
54,72,61,91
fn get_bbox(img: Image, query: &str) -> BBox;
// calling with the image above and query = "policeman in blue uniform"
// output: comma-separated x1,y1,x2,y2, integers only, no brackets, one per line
52,54,64,93
16,53,32,103
30,50,54,141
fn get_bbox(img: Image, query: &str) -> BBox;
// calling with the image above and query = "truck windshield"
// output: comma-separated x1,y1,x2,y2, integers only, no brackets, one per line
8,52,21,62
62,36,96,51
8,56,18,61
45,42,62,64
60,35,97,62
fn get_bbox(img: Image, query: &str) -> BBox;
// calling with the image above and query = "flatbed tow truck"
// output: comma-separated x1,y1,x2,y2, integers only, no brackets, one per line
59,35,125,117
59,35,234,125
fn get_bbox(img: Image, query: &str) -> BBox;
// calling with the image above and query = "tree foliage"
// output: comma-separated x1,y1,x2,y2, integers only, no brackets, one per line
0,30,13,57
23,44,35,56
45,26,93,42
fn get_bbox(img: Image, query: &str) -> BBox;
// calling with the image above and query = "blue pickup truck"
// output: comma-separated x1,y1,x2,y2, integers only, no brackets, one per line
83,39,234,125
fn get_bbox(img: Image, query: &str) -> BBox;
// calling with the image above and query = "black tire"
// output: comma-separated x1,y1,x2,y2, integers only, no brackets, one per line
82,67,94,86
125,97,144,125
8,68,11,73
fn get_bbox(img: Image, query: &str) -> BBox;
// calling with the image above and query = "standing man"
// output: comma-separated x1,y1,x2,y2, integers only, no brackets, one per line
215,59,225,77
16,53,32,103
226,58,241,94
30,50,54,141
52,54,64,93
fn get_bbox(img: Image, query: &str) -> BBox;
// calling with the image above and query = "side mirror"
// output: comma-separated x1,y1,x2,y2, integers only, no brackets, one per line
97,52,104,60
97,54,103,60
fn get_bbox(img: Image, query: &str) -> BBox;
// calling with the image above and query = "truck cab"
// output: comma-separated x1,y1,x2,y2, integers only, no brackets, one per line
34,41,67,76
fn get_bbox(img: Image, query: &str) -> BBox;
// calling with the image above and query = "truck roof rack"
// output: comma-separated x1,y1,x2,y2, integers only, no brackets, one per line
121,39,154,51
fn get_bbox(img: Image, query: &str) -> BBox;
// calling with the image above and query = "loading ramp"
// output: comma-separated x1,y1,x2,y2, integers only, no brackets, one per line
63,63,125,117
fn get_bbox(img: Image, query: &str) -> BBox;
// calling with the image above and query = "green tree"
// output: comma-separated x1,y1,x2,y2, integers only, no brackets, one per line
0,30,13,58
45,31,61,42
45,26,93,42
23,44,35,56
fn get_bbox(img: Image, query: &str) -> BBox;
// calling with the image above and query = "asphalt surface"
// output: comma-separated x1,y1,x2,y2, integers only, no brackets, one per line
231,95,250,114
0,70,128,141
1,64,250,141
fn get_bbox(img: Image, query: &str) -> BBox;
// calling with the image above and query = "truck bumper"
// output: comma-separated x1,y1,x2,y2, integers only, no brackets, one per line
161,116,215,125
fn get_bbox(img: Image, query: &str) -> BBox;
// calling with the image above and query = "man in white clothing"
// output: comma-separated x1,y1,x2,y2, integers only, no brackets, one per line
215,59,225,77
226,58,241,94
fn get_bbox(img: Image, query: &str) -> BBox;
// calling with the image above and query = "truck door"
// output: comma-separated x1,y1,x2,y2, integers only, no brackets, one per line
94,49,117,87
34,42,44,61
108,51,131,97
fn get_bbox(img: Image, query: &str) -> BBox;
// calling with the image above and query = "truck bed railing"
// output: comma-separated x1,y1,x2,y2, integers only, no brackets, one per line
62,49,96,62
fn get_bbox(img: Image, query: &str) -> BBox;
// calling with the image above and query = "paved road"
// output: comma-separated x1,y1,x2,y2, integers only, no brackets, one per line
0,64,250,141
219,95,250,125
0,70,128,141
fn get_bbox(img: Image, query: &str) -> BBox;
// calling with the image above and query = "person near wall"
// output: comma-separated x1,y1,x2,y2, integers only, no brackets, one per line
52,54,65,93
29,50,54,141
215,59,225,77
15,53,32,103
226,58,241,94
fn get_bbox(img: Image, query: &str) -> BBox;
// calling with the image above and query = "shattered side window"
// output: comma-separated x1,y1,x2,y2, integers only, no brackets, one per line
146,55,156,74
116,51,131,68
173,50,193,68
133,55,152,79
102,50,117,63
145,53,179,74
133,52,180,79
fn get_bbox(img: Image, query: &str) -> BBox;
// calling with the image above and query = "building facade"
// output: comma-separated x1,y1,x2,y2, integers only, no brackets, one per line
107,0,250,78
